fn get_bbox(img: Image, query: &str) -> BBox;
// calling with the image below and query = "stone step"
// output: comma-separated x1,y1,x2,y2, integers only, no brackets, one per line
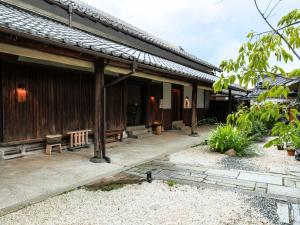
131,129,149,136
126,125,147,132
172,120,184,126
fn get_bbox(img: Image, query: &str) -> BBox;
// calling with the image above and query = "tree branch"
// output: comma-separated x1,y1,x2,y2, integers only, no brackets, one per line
265,0,282,19
254,0,300,60
255,20,300,36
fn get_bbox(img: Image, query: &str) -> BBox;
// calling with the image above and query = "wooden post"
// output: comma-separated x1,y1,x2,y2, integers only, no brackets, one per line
228,88,232,114
90,59,106,163
191,83,199,136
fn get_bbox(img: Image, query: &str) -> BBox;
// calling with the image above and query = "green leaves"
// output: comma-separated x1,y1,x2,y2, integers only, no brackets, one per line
213,8,299,100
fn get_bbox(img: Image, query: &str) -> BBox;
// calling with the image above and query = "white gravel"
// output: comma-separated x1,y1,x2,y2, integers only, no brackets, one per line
169,141,299,172
0,181,275,225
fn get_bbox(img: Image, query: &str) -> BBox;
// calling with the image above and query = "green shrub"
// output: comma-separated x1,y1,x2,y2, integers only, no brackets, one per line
249,120,268,141
208,125,253,156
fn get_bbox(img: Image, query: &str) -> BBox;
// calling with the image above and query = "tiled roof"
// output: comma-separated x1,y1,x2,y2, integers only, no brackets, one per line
0,3,221,83
51,0,220,71
249,75,298,98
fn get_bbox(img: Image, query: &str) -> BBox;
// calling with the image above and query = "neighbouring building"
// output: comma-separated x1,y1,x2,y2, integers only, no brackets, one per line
249,75,299,104
0,0,245,160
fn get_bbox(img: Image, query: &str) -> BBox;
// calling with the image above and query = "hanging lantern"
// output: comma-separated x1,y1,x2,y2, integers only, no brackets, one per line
184,96,190,108
150,95,155,103
16,84,27,103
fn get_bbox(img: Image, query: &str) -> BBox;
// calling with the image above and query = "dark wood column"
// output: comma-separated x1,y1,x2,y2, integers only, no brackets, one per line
228,88,232,114
191,83,198,135
90,59,106,163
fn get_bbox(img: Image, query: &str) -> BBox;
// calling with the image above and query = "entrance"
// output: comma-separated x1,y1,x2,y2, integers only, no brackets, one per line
127,82,146,126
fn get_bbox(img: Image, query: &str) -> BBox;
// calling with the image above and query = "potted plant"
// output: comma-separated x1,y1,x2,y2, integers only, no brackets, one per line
277,142,284,150
287,146,296,156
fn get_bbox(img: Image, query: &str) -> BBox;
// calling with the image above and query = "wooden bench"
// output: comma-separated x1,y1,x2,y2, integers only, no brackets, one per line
106,129,124,143
67,130,91,150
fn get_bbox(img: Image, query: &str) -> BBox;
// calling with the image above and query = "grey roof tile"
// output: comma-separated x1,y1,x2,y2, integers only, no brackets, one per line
0,3,222,83
50,0,219,70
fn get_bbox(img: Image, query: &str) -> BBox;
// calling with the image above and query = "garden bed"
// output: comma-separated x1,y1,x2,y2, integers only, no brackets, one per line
169,138,300,172
0,181,278,225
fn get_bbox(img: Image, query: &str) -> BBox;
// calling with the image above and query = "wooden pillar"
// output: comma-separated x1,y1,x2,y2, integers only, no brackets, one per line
191,83,198,136
0,60,3,142
228,88,232,114
90,59,106,163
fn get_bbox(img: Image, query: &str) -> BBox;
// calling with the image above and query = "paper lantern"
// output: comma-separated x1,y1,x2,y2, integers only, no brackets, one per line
16,85,27,103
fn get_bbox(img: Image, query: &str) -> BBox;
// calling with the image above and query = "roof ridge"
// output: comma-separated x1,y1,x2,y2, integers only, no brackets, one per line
52,0,220,71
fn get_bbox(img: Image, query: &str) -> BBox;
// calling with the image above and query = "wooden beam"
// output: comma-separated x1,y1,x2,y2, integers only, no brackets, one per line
191,83,198,135
0,42,94,72
105,65,192,87
91,59,106,163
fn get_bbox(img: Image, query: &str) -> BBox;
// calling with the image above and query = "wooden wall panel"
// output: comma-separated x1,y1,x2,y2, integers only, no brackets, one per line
1,61,96,143
106,82,125,131
162,109,172,130
2,60,95,142
183,109,192,126
197,109,210,121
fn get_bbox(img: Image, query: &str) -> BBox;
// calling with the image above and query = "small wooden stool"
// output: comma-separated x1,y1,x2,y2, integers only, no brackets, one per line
46,135,62,155
46,143,62,155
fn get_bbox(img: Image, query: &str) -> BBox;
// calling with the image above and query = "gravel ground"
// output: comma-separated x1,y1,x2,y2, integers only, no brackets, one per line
0,181,278,225
168,139,299,172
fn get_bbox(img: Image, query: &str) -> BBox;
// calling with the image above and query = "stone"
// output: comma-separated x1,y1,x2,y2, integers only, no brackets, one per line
238,172,282,185
268,185,300,198
256,182,268,189
217,182,236,188
255,187,267,193
270,166,286,175
284,178,296,187
292,204,300,222
224,149,236,157
206,169,239,178
203,180,216,185
296,182,300,188
277,203,290,224
288,166,300,173
221,177,256,189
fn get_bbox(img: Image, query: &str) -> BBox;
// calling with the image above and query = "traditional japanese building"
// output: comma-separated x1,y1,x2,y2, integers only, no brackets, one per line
0,0,244,160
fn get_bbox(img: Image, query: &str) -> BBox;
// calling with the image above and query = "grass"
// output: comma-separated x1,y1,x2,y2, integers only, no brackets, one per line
166,180,177,187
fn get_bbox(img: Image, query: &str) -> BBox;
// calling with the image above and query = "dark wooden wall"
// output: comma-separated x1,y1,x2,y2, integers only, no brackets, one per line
197,109,210,121
183,109,192,126
162,109,172,130
209,100,240,123
1,60,125,143
106,80,126,131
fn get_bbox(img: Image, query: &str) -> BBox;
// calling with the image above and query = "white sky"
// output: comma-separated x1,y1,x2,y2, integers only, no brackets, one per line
83,0,299,70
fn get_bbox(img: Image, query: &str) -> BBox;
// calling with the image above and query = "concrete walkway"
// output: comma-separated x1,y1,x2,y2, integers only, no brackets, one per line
0,127,211,216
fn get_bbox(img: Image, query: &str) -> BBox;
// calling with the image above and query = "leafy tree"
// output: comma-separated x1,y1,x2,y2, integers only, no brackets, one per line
213,0,300,148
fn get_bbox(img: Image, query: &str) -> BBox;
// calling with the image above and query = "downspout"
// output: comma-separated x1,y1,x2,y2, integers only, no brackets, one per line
102,60,137,163
68,4,73,27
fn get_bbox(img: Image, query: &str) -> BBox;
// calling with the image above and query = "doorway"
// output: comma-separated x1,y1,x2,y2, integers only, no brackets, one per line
126,82,146,126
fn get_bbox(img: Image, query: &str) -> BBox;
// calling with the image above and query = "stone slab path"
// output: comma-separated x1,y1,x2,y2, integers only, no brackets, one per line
127,160,300,224
126,160,300,202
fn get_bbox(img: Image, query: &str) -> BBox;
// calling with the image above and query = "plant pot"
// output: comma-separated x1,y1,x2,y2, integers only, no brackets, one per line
287,149,295,157
277,144,284,150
